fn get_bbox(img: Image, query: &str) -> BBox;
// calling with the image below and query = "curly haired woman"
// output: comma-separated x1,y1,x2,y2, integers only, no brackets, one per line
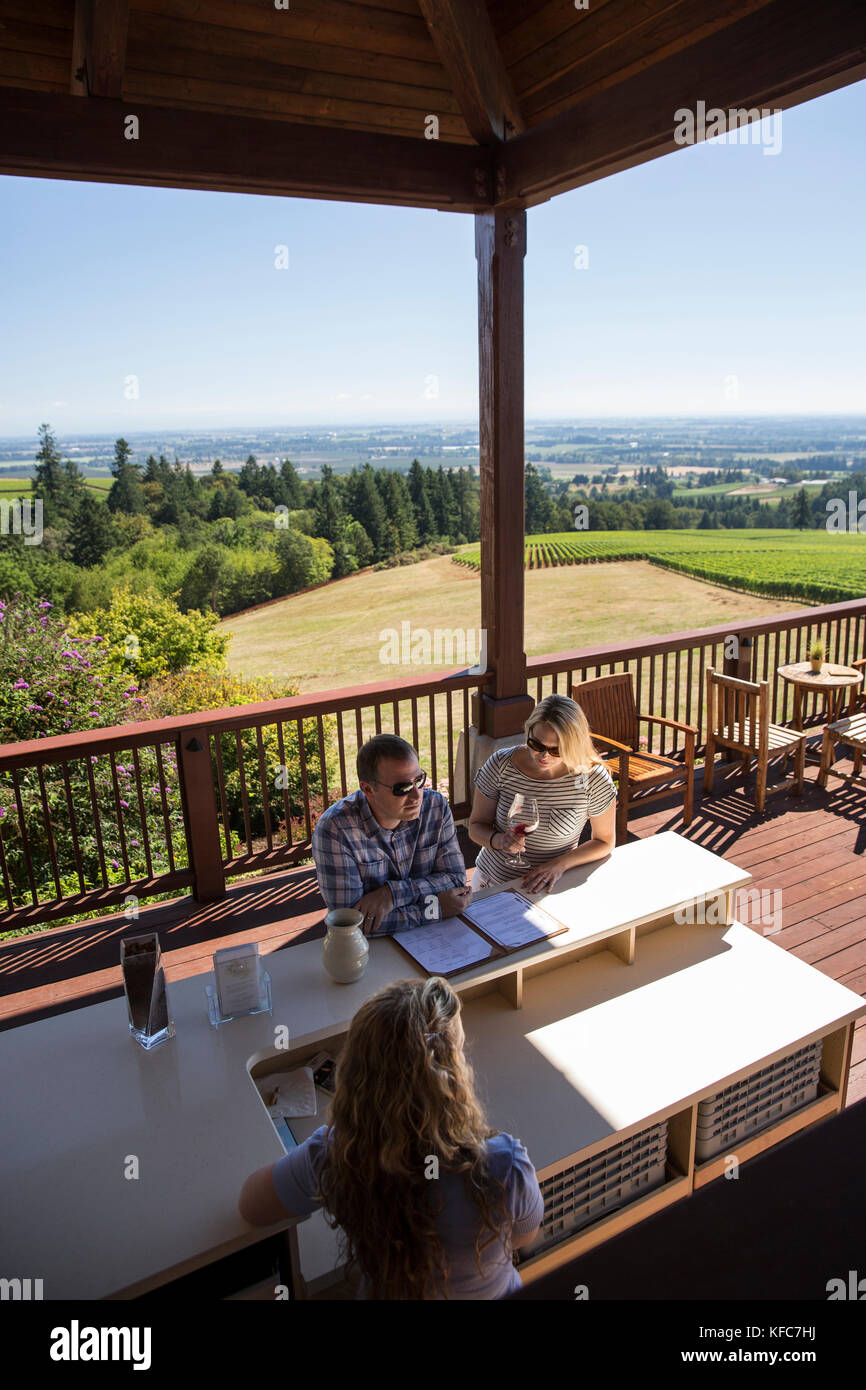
238,976,543,1299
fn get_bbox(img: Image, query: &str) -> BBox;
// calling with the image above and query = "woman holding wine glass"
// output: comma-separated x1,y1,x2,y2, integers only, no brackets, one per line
468,693,617,894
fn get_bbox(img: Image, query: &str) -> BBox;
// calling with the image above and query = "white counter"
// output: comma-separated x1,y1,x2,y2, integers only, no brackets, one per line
0,831,856,1299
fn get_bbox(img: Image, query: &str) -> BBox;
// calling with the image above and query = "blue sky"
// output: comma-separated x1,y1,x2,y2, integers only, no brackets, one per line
1,78,864,437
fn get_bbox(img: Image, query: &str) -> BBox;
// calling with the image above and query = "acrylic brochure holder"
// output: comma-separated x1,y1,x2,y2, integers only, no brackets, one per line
206,941,272,1028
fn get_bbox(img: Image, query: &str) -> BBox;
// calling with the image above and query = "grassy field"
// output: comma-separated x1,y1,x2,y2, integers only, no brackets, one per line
456,531,866,605
221,552,807,694
220,551,810,793
0,476,111,496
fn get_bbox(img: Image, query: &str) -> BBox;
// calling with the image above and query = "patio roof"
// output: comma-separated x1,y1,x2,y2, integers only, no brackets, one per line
0,0,864,210
1,0,865,736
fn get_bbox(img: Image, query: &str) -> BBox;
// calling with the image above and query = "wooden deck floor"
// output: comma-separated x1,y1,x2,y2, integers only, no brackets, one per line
2,745,864,1101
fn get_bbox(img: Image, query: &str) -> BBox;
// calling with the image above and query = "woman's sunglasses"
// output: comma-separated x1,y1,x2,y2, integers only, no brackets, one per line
527,735,560,757
374,771,428,797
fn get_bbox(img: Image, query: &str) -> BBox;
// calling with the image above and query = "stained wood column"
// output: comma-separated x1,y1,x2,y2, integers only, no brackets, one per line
474,207,534,737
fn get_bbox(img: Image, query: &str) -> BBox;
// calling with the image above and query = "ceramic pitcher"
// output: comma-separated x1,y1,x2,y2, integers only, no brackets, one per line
322,908,370,983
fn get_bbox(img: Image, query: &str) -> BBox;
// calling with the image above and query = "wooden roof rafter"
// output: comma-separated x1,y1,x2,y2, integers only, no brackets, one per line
416,0,525,143
70,0,130,99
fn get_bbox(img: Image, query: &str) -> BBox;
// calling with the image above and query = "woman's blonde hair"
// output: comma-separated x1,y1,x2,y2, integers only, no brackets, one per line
315,977,511,1299
525,693,604,774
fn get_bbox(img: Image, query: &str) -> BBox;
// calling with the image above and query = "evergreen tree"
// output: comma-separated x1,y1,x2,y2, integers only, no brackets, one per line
350,465,390,558
379,471,418,551
792,487,810,530
32,424,84,524
68,494,116,568
313,465,346,545
107,437,147,515
179,544,227,612
407,458,436,541
431,466,459,538
525,463,555,533
279,458,304,508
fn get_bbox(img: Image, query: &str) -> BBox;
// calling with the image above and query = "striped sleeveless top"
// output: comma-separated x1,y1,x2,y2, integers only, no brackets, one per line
473,746,617,886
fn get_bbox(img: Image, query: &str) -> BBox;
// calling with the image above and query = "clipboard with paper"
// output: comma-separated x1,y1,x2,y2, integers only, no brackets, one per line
389,889,566,978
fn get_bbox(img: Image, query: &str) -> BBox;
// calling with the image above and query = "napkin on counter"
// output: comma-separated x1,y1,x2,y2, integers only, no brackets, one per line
256,1067,318,1120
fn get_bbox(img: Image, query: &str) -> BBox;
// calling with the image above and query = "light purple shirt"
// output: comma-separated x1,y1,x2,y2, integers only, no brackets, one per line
272,1127,544,1299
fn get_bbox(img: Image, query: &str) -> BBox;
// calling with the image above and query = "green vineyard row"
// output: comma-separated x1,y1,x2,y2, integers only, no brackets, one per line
452,530,866,605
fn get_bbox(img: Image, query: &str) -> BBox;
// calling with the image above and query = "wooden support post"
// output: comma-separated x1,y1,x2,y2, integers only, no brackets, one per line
178,727,226,903
473,207,534,737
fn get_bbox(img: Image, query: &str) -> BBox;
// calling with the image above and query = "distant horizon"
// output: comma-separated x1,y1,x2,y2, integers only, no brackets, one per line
2,412,866,445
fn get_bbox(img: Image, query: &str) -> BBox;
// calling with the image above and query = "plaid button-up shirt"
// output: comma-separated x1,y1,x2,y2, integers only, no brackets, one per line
312,787,466,933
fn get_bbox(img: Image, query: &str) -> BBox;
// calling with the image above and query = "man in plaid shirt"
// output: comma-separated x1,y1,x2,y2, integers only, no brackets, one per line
312,734,470,935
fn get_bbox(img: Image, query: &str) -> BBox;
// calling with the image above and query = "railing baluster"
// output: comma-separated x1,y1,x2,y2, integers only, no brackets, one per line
648,656,656,754
107,753,130,886
446,688,454,801
235,731,252,856
36,764,61,899
155,744,176,872
213,735,232,860
275,722,293,848
336,710,348,799
685,648,693,731
392,700,400,736
296,719,312,840
61,761,86,893
463,686,470,806
131,748,153,879
83,757,108,889
411,699,419,755
374,702,382,736
316,715,328,814
429,694,437,789
0,817,14,910
256,726,273,851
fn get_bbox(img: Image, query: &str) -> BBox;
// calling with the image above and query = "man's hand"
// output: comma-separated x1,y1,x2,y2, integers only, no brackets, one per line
354,884,394,936
437,884,472,919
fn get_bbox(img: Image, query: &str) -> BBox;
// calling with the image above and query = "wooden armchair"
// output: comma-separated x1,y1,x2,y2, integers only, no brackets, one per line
704,670,806,814
573,672,697,846
846,658,866,715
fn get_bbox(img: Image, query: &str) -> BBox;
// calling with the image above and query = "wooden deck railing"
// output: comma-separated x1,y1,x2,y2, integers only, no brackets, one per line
0,668,490,934
0,598,864,936
529,599,866,758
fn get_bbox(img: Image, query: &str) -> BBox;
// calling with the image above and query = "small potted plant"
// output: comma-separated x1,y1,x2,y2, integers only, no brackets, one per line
809,639,825,674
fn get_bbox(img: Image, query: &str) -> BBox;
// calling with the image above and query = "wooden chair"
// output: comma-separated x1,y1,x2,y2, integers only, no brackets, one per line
845,658,866,715
573,672,697,846
819,711,866,788
703,670,806,814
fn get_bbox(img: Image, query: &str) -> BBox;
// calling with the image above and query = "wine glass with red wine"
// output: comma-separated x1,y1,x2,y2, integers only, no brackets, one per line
504,795,539,869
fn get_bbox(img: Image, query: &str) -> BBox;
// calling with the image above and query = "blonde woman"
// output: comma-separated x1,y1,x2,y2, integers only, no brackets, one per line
468,693,617,893
238,977,543,1299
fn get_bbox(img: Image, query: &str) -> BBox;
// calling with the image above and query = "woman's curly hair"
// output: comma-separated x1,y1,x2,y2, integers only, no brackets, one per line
315,976,512,1299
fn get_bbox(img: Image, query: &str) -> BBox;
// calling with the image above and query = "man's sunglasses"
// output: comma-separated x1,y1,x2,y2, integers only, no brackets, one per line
527,735,560,757
373,771,428,797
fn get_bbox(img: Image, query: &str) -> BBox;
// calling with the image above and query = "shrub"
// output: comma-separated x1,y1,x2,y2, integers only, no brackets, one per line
70,588,228,681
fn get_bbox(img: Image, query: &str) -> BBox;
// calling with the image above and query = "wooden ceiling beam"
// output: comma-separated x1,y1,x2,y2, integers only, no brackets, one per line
70,0,130,98
416,0,525,143
0,88,493,212
499,0,866,207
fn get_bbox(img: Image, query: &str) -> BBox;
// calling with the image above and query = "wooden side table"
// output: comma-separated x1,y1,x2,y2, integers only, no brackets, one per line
777,663,864,758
